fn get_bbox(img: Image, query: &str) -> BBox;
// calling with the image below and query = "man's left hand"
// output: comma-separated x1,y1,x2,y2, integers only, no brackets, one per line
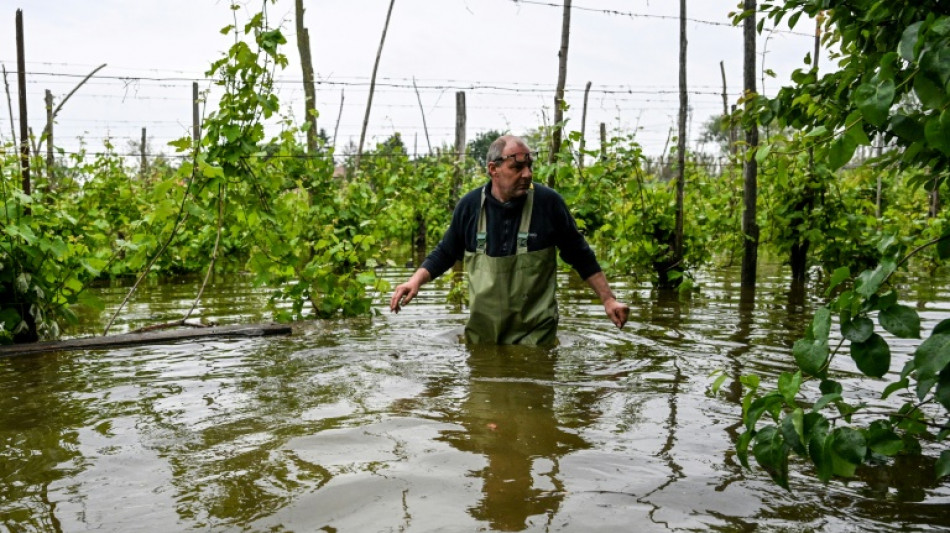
605,299,630,329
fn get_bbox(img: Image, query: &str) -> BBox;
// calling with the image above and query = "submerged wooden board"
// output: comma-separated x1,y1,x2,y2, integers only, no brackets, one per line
0,323,293,357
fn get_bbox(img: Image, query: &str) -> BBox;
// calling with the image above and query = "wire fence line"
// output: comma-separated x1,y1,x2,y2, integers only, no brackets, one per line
0,1,806,161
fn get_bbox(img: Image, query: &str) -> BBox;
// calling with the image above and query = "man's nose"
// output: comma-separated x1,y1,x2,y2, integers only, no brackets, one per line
521,165,533,177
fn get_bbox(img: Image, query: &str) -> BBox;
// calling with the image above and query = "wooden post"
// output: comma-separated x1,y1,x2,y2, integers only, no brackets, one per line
16,10,31,206
140,127,148,178
548,0,572,181
672,0,687,273
719,61,736,155
333,88,344,151
295,0,318,153
579,81,591,171
192,82,200,144
356,0,396,170
412,77,432,154
45,89,54,184
2,66,15,147
741,0,759,287
599,122,607,161
451,91,466,208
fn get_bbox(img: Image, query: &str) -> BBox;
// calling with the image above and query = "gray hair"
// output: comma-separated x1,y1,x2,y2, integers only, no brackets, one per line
485,135,529,167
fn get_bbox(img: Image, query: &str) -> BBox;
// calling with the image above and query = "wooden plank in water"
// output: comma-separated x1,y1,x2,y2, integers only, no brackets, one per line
0,323,293,358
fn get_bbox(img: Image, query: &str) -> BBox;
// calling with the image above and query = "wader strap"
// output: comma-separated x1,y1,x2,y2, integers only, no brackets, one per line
516,186,534,255
476,186,488,253
475,184,534,255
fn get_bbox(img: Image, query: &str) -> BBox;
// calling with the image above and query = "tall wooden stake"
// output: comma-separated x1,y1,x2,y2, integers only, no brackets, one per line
451,91,466,208
45,89,53,183
333,88,344,150
548,0,572,184
192,82,200,144
295,0,318,153
599,122,607,161
140,127,148,178
741,0,759,287
356,0,396,170
673,0,687,267
579,81,591,171
16,10,30,208
412,77,432,154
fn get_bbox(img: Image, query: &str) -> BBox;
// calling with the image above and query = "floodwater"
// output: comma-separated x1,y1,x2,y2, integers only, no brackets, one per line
1,265,948,532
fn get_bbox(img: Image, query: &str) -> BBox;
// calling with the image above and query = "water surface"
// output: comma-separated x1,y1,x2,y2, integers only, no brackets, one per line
1,266,948,531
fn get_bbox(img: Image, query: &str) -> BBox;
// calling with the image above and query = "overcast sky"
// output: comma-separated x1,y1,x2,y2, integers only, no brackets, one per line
0,0,817,160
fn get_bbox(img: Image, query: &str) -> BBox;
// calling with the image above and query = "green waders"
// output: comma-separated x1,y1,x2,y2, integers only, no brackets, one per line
463,186,558,345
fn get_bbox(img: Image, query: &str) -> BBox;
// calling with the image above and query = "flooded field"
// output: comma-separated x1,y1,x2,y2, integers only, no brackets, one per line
1,265,948,531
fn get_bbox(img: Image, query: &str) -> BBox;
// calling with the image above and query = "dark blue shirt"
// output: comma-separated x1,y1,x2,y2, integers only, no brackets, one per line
421,181,602,280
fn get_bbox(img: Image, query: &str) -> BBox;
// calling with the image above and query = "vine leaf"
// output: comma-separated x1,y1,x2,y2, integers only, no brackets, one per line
850,333,891,378
937,450,950,480
867,420,904,456
794,338,829,377
878,304,921,339
828,135,857,171
842,316,874,343
854,79,895,127
913,332,950,386
778,371,802,404
936,367,950,411
832,427,867,468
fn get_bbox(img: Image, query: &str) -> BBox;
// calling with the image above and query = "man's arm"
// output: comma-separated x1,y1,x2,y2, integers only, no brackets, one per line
584,271,630,329
390,267,433,313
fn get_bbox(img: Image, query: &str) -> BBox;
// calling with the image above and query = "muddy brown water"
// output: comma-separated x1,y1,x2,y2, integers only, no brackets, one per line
1,265,948,531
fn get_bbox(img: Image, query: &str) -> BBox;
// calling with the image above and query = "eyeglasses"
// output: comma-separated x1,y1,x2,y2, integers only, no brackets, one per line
493,151,538,170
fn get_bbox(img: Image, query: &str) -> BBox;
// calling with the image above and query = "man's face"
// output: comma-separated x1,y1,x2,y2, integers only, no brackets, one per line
488,142,534,203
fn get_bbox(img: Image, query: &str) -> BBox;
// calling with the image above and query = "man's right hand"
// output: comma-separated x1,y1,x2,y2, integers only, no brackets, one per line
390,282,419,313
389,268,432,312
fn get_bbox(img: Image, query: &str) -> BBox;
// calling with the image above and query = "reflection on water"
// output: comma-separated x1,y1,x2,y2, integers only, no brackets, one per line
440,344,591,530
0,267,948,531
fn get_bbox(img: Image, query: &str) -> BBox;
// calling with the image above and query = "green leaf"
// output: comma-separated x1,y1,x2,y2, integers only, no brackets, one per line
867,420,904,456
855,260,896,298
793,338,829,377
781,408,806,455
936,367,950,411
882,378,909,399
755,143,772,164
842,316,874,343
745,392,783,430
924,109,950,155
828,266,851,293
736,430,753,469
934,319,950,336
913,332,950,383
778,371,802,404
0,308,21,330
820,380,843,395
938,235,950,259
889,113,925,143
809,431,834,483
937,450,950,480
915,73,947,111
827,135,857,171
878,304,921,339
812,392,841,412
899,21,923,62
753,425,790,489
832,427,867,465
854,79,895,127
812,307,832,342
850,333,891,378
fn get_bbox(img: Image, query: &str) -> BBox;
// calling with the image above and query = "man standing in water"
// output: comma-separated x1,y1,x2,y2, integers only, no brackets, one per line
389,134,629,345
